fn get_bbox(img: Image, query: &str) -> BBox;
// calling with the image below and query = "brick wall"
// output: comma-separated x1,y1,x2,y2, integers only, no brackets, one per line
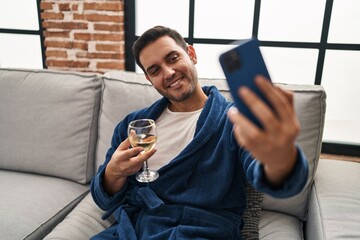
40,0,125,73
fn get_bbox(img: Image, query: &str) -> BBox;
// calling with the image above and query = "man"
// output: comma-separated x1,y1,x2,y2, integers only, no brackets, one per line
91,26,308,239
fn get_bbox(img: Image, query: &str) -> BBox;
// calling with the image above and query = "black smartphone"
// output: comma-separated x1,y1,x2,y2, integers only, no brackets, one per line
219,38,273,129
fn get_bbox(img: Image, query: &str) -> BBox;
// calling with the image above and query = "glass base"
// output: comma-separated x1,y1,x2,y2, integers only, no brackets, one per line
136,170,159,183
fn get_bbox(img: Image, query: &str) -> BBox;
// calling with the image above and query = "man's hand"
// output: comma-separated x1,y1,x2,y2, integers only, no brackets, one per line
227,75,300,186
103,137,157,195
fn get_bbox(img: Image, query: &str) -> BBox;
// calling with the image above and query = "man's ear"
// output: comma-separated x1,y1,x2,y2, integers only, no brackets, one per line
187,45,197,64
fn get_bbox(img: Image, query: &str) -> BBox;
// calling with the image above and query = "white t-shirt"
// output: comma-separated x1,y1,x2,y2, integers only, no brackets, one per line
149,106,202,171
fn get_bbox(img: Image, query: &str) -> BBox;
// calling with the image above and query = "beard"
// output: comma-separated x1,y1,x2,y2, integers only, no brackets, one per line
166,83,196,102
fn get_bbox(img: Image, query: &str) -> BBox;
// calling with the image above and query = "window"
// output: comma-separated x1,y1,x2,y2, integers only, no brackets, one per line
125,0,360,156
0,0,45,69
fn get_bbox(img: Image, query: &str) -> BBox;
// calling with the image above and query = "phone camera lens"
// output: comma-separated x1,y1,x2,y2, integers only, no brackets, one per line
224,50,242,72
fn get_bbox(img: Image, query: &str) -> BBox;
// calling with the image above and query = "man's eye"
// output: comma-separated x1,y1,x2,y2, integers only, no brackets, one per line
149,68,159,76
169,55,179,63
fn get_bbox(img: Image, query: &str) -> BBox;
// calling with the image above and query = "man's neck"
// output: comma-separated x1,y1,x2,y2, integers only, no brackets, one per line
168,88,208,112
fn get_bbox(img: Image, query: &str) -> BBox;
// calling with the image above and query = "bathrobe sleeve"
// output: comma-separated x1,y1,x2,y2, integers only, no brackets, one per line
90,100,167,220
90,120,131,218
241,145,309,198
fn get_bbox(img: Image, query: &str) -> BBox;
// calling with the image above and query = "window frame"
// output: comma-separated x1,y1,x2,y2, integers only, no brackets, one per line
0,0,46,69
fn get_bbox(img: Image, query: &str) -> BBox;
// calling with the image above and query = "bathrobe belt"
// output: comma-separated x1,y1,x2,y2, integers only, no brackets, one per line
134,186,164,211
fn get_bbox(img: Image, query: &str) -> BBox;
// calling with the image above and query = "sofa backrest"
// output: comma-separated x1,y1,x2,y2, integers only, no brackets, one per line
98,71,326,221
0,68,102,184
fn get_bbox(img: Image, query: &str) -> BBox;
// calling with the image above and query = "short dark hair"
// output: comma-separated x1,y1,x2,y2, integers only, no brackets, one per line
132,26,188,74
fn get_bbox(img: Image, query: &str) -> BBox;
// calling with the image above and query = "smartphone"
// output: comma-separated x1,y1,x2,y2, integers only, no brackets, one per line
219,38,272,129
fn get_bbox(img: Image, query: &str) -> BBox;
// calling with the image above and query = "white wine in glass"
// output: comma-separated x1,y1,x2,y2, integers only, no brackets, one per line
128,119,159,182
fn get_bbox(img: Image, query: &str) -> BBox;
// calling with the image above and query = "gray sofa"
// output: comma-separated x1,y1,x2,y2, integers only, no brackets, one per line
0,68,359,240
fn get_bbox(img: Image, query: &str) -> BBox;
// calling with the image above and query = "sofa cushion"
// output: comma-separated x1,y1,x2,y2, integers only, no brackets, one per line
306,160,360,240
0,170,88,240
0,68,102,184
44,193,115,240
259,210,304,240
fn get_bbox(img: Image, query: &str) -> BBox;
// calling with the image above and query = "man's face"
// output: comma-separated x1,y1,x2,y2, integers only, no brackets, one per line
139,36,198,103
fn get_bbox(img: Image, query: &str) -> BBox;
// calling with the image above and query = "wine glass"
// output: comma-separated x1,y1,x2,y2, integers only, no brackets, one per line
128,119,159,182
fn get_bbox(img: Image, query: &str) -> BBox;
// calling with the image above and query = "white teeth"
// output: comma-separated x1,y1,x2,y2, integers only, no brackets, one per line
170,80,180,87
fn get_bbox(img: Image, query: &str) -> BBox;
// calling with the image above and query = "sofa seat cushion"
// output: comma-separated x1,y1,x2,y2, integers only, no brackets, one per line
44,193,114,240
259,210,304,240
306,160,360,240
0,170,89,240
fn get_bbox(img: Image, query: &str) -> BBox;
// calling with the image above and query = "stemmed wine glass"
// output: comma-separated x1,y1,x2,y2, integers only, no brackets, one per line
128,119,159,183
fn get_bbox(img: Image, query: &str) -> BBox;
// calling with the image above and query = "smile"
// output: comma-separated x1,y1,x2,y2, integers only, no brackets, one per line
168,78,182,88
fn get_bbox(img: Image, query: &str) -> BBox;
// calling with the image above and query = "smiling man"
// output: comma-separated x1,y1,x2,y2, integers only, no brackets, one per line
138,33,207,112
90,26,309,240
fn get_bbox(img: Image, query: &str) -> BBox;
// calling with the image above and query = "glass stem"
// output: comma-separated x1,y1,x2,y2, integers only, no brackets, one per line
143,160,149,173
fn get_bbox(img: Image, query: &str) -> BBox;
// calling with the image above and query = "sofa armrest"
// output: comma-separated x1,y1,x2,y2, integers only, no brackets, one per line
306,159,360,240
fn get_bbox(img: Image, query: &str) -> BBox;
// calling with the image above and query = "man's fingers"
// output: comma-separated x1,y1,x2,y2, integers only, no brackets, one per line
132,148,157,164
123,147,145,159
227,107,261,148
254,76,293,121
237,85,278,133
118,137,132,150
110,147,157,177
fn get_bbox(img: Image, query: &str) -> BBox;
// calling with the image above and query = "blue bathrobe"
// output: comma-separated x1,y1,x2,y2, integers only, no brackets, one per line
91,86,308,240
